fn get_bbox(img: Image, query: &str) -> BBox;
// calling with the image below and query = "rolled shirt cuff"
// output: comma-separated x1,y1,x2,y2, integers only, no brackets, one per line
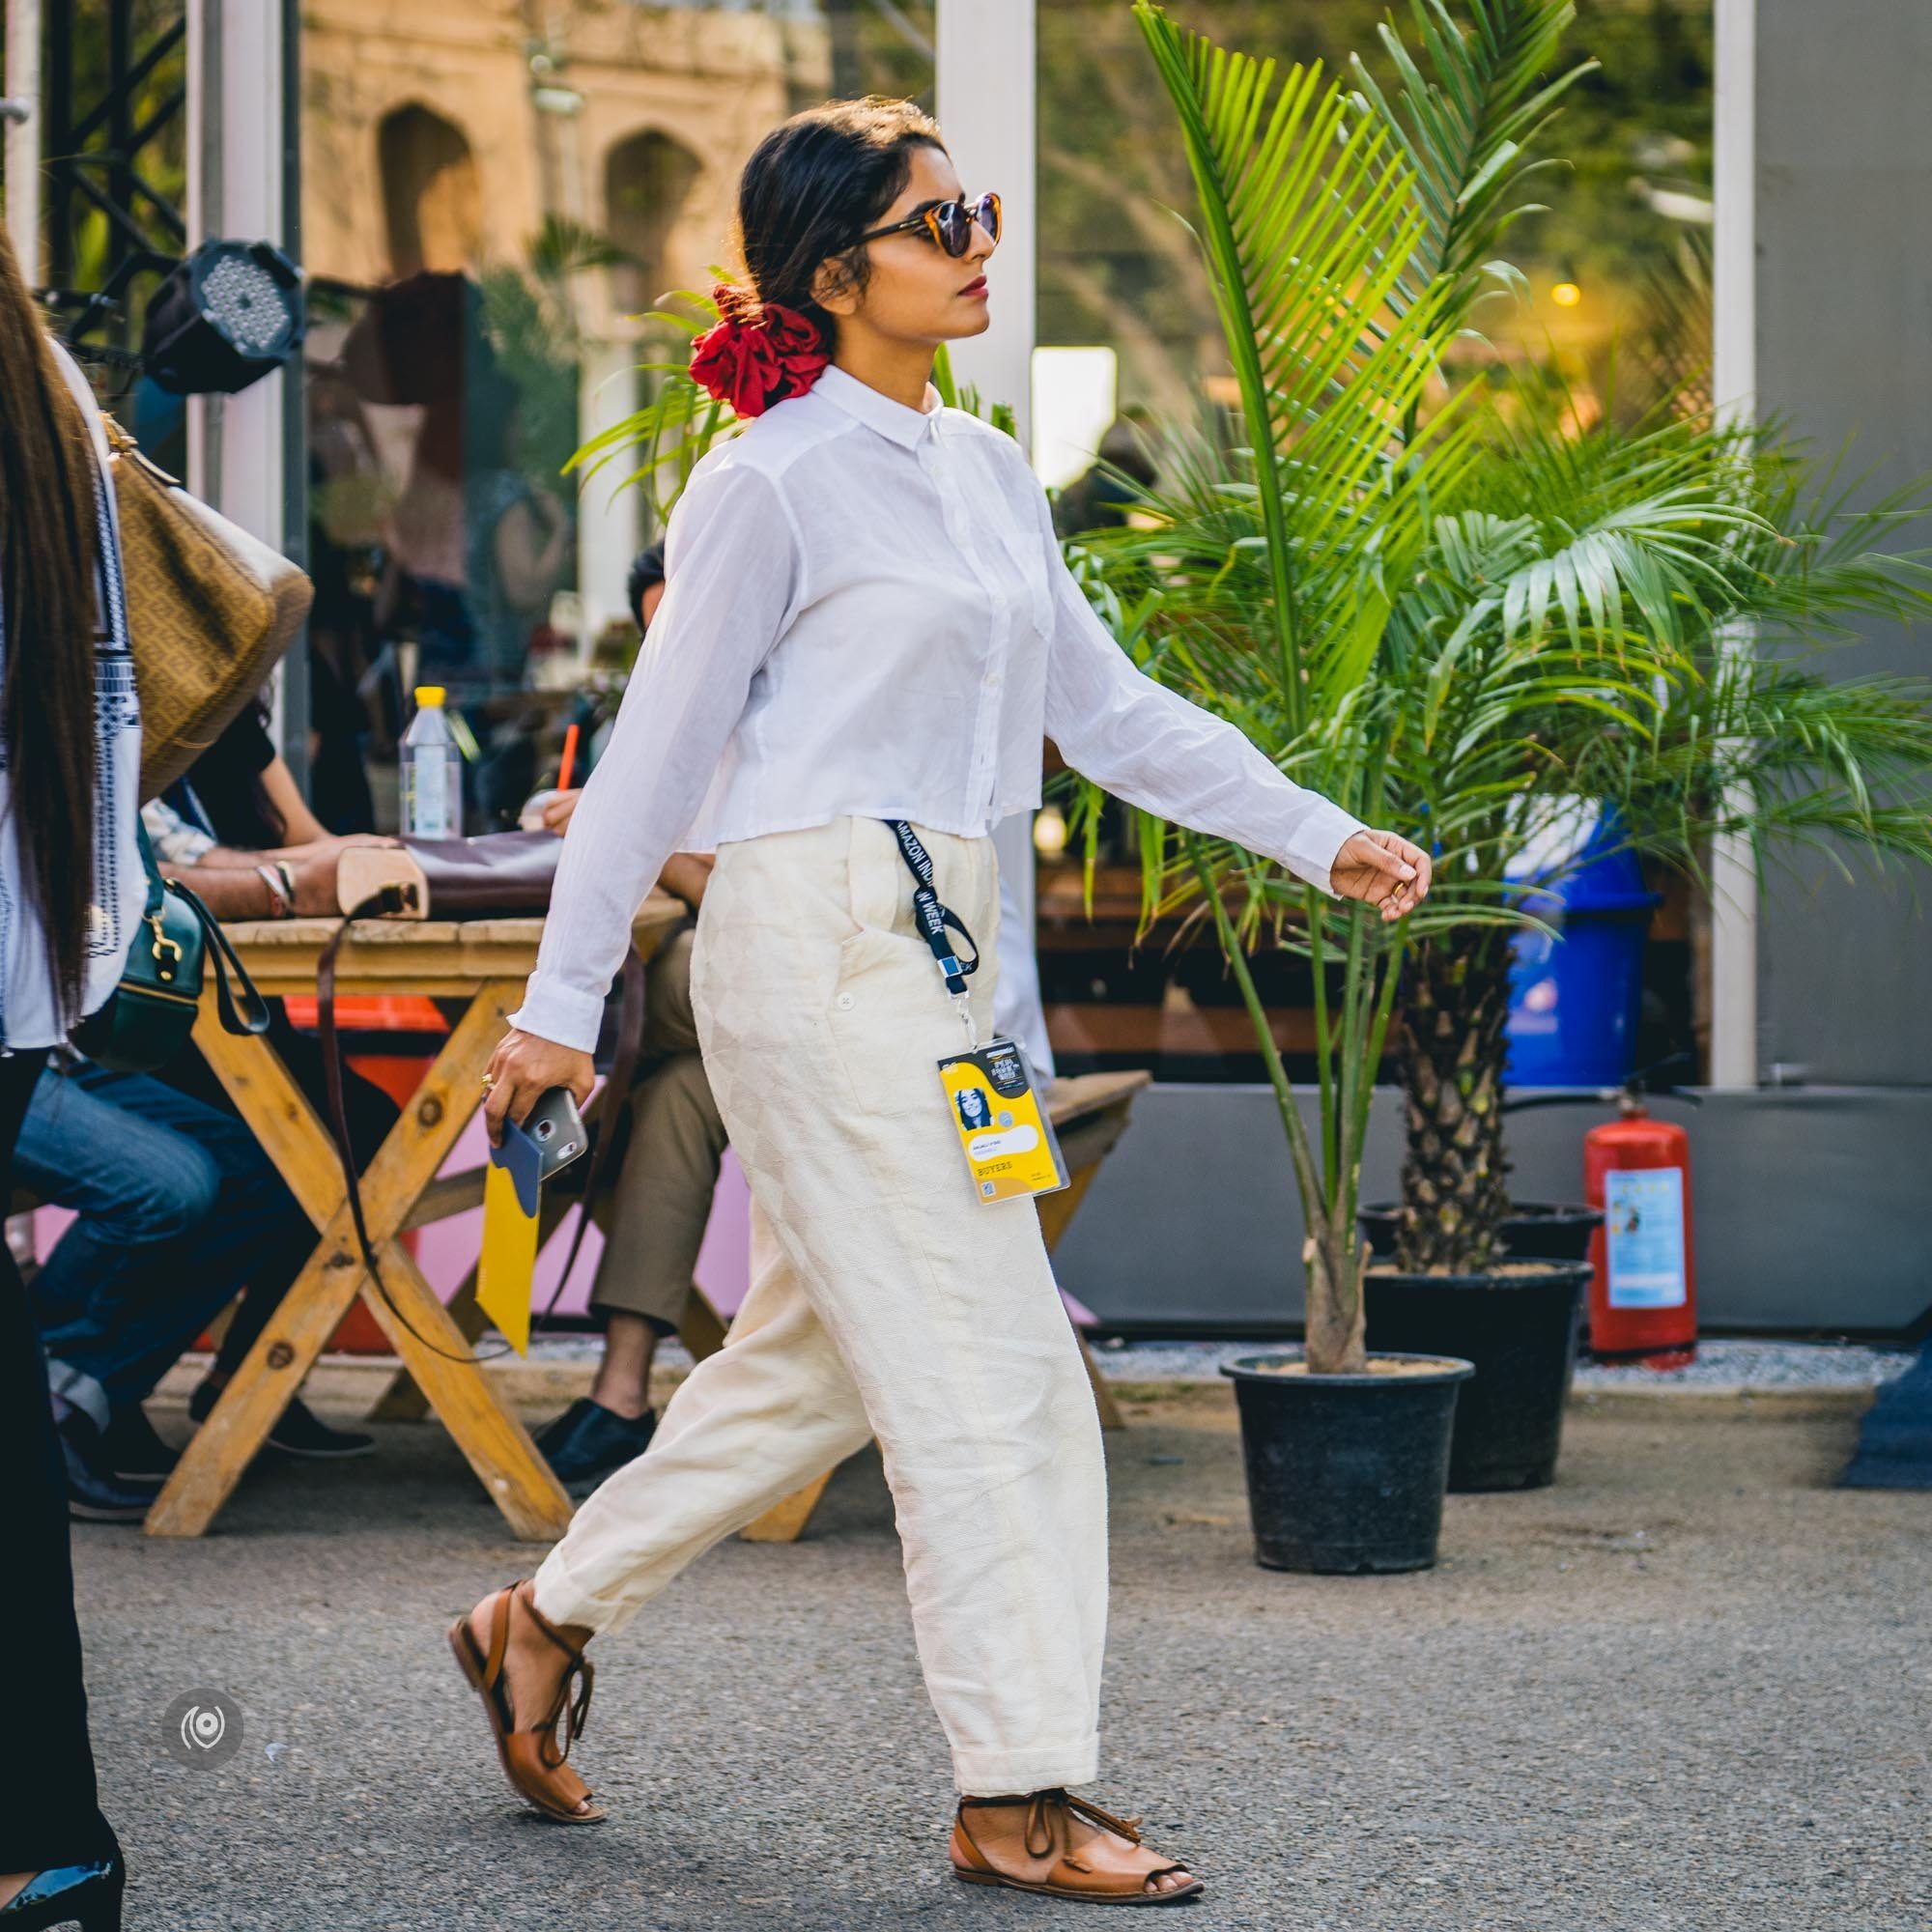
1283,797,1370,899
507,974,607,1056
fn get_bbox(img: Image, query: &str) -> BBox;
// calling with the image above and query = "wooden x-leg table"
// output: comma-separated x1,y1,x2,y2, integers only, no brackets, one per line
144,899,685,1541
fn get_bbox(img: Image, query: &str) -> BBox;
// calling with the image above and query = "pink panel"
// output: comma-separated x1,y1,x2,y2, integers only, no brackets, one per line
410,1111,754,1323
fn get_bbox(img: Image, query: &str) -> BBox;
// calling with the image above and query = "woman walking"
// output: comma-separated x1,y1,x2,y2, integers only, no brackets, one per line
457,99,1432,1905
0,228,145,1930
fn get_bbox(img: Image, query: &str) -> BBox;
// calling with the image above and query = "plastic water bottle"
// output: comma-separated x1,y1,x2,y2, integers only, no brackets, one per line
400,685,462,838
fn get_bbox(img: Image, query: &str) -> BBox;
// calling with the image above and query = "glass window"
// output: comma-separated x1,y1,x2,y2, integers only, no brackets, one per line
1032,0,1712,1081
298,0,932,836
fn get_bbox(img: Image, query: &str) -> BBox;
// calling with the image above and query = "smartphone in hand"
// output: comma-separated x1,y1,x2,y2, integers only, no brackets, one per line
489,1086,589,1216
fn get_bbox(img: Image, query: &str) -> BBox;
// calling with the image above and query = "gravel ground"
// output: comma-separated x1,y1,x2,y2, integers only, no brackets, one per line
1085,1336,1918,1392
71,1386,1930,1931
516,1332,1918,1392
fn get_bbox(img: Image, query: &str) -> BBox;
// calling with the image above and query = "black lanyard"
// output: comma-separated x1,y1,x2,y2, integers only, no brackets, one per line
886,820,980,999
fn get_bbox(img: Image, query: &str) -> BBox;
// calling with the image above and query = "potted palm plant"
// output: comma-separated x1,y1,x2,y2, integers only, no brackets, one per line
1102,0,1932,1551
1341,9,1932,1488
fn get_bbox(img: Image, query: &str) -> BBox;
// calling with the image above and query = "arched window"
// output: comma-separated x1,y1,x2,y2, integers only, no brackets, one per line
603,128,703,316
378,103,482,278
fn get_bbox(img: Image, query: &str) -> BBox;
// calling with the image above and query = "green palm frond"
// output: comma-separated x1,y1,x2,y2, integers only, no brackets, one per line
1133,3,1458,727
1349,0,1595,330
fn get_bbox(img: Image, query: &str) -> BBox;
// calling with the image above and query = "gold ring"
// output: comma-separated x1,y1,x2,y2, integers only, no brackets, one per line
481,1074,497,1094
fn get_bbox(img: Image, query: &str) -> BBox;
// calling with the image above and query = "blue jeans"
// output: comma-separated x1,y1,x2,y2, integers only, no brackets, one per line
15,1058,315,1421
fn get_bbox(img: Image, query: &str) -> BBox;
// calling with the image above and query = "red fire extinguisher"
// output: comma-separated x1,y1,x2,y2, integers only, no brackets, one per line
1584,1081,1698,1366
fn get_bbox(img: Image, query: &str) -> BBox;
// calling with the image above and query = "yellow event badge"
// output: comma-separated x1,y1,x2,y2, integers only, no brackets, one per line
937,1037,1069,1206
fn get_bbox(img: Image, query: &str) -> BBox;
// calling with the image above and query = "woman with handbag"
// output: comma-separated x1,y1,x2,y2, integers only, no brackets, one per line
460,100,1432,1905
0,229,141,1930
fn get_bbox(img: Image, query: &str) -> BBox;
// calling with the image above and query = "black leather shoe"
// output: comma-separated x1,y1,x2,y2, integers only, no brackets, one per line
265,1396,375,1461
189,1378,375,1460
0,1857,125,1930
536,1398,657,1492
99,1403,179,1485
52,1404,151,1523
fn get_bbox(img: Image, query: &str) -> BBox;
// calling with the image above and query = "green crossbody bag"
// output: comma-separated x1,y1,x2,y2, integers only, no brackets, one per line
71,823,272,1072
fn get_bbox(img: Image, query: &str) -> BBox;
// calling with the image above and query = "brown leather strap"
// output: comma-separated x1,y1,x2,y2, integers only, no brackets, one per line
536,946,648,1330
954,1790,1184,1892
316,892,484,1362
477,1582,594,1766
520,1586,596,1765
482,1585,513,1690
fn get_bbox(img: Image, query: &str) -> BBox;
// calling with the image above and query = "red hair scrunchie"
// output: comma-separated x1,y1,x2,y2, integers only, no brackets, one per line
689,282,831,418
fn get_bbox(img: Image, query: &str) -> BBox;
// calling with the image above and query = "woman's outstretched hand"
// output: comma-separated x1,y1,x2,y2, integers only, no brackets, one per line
1329,829,1434,923
482,1028,595,1147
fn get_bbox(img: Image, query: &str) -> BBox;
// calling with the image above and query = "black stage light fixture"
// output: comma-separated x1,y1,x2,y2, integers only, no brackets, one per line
142,239,305,396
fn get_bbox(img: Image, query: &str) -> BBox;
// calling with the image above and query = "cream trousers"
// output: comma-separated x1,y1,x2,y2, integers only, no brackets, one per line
531,817,1109,1795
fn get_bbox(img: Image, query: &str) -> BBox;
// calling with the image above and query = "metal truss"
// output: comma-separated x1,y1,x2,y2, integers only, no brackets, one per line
43,0,186,344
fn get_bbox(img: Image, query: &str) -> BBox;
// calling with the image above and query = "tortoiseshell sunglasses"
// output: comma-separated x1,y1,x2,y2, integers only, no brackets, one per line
855,191,1002,259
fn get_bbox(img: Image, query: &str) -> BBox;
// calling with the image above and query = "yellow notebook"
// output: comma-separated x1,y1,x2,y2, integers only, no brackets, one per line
476,1161,540,1355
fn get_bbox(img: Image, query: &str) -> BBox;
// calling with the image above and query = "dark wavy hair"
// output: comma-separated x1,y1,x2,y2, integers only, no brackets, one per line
732,97,945,345
0,225,99,1024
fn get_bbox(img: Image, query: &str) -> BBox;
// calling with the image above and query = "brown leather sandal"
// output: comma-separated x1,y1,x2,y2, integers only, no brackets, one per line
951,1789,1204,1905
447,1581,605,1825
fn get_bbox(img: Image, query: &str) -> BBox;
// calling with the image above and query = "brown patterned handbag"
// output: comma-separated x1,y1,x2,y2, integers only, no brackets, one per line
102,416,314,801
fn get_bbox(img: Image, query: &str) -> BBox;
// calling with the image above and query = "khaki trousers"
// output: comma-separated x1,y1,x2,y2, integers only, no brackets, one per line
531,817,1109,1795
588,925,727,1334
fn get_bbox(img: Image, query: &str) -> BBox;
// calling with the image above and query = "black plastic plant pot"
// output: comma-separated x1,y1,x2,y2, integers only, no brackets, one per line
1358,1200,1604,1263
1363,1262,1591,1492
1221,1352,1473,1574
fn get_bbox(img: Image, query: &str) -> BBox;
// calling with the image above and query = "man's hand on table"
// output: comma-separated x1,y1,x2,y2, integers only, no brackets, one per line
159,832,400,921
539,788,582,834
280,836,399,915
482,1030,595,1146
540,789,713,911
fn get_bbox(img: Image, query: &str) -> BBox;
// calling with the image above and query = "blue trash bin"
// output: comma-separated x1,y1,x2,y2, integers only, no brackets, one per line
1505,810,1660,1087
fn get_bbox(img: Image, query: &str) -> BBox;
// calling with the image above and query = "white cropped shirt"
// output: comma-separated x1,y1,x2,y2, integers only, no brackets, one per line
511,362,1365,1052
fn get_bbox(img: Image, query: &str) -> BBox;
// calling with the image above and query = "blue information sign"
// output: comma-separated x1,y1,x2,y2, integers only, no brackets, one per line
1604,1167,1688,1309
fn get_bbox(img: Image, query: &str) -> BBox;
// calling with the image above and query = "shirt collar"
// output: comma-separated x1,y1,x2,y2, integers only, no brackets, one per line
813,363,942,449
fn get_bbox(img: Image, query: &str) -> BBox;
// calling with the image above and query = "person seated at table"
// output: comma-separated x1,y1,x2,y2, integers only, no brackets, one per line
523,544,730,1491
22,1048,365,1520
22,798,399,1517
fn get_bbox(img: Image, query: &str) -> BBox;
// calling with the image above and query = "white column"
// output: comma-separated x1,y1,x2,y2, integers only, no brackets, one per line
204,0,286,556
1709,0,1759,1087
184,0,215,504
936,0,1036,449
939,0,1053,1072
3,0,42,281
576,340,640,642
187,0,301,757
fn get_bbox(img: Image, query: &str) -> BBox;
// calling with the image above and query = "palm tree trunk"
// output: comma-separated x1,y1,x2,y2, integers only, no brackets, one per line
1394,929,1514,1273
1304,1212,1369,1374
